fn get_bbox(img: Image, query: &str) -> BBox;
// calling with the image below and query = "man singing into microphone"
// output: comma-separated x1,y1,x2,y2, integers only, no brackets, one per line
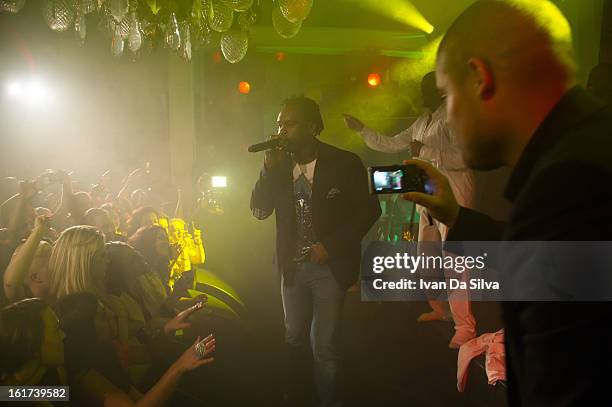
251,96,381,406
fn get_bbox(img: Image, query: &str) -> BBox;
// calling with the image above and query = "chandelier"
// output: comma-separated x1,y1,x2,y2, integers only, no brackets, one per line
1,0,315,63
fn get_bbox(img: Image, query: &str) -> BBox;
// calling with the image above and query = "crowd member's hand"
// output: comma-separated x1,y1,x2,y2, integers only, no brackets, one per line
342,114,365,132
173,334,216,373
125,168,144,186
264,134,289,169
33,215,51,236
410,140,424,157
100,170,111,185
310,242,329,264
19,180,38,201
163,300,204,335
401,159,460,228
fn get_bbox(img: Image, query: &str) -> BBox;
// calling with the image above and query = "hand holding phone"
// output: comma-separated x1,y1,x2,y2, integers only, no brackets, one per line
368,164,428,194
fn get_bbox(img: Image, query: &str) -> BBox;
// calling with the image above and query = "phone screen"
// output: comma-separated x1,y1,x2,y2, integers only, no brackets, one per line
368,165,427,194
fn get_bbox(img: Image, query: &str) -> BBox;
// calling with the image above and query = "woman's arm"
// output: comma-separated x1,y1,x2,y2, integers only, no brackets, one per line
3,216,48,302
78,335,215,407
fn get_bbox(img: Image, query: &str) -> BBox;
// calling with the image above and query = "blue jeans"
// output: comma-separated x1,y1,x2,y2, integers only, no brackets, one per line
281,262,345,407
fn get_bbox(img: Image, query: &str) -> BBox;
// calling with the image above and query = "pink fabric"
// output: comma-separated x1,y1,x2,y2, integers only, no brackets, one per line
457,329,505,392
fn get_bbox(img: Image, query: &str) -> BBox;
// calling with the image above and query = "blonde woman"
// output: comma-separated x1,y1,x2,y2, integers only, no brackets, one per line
48,226,206,367
47,225,128,346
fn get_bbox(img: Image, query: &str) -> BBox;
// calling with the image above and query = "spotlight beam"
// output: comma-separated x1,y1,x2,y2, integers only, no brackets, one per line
341,0,434,34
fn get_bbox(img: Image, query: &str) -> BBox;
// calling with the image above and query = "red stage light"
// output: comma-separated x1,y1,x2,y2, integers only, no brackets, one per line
238,81,251,94
367,73,381,87
276,52,287,61
213,51,222,63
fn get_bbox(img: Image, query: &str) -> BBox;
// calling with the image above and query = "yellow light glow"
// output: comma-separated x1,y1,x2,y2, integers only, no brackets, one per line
347,0,434,33
390,35,443,86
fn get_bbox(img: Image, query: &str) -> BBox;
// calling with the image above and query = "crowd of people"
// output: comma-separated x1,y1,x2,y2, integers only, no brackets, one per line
0,167,215,405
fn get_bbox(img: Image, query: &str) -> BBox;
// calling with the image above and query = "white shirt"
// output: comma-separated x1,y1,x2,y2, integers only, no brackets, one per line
292,159,317,183
359,104,474,208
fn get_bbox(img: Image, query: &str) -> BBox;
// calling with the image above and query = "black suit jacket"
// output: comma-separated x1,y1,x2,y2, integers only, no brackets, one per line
250,140,381,289
447,87,612,405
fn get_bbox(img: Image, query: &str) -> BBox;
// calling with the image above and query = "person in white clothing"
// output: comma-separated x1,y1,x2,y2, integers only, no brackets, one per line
344,71,477,348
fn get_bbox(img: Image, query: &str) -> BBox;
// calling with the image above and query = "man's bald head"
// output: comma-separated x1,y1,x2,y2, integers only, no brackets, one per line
435,0,578,170
438,0,576,83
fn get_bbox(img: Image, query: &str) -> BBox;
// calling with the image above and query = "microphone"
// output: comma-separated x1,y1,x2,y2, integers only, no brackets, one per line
248,137,288,153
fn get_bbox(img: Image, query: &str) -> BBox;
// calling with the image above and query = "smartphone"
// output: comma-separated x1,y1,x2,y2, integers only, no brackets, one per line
368,164,428,194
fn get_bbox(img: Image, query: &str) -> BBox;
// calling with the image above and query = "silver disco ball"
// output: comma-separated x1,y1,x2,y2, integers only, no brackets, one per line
209,0,233,32
278,0,312,23
42,0,76,32
223,0,252,12
0,0,26,13
220,30,248,63
272,2,301,39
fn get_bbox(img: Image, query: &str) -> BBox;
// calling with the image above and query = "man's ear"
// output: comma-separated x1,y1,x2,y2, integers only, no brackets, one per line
467,58,495,101
309,123,318,137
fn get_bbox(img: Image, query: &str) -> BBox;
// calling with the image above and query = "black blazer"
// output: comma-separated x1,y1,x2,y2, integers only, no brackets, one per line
251,140,381,289
447,87,612,405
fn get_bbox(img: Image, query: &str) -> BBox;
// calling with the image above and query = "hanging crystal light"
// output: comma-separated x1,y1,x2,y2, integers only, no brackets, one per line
42,0,76,32
98,6,116,38
224,0,252,12
141,18,161,51
272,1,301,39
0,0,26,13
195,21,212,47
111,22,124,56
75,12,87,40
127,11,141,52
80,0,96,14
109,0,127,21
237,8,256,32
278,0,313,23
179,21,192,61
118,14,129,39
165,12,181,50
220,30,248,63
209,0,233,33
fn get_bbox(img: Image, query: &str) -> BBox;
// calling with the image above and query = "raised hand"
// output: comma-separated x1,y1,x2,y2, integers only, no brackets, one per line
33,215,51,235
163,300,205,335
342,114,365,132
264,134,289,169
173,334,216,373
401,159,460,228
